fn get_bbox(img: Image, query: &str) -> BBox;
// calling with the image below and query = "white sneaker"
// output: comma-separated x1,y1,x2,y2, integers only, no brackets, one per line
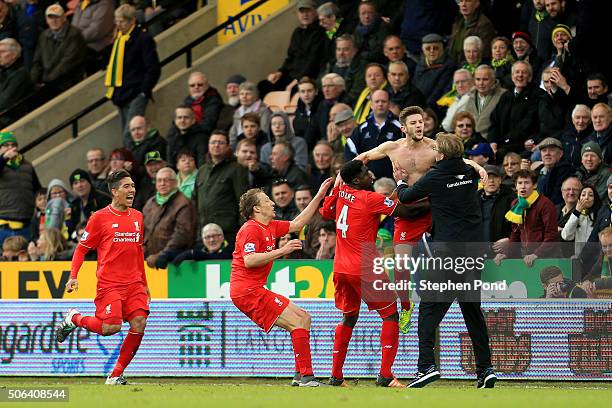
105,375,128,385
55,308,79,343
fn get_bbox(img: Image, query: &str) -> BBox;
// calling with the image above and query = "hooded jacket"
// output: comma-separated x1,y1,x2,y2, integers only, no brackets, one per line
259,112,309,172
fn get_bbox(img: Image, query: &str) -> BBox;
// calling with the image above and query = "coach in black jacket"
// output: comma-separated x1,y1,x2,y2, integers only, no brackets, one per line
394,133,495,389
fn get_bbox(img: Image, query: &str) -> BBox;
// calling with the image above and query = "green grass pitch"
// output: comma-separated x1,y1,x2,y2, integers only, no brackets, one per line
1,377,611,408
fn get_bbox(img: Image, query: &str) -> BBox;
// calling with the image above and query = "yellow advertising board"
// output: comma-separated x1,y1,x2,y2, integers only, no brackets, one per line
217,0,289,45
0,262,168,299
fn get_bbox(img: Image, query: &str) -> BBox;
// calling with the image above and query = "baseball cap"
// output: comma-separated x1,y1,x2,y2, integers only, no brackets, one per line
466,143,494,158
69,169,92,186
144,151,163,165
484,165,501,177
297,0,317,10
334,110,354,125
581,141,602,159
45,4,65,17
422,33,444,44
537,137,563,150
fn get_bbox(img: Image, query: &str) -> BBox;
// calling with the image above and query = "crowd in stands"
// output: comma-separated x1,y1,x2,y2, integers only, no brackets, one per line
1,0,612,296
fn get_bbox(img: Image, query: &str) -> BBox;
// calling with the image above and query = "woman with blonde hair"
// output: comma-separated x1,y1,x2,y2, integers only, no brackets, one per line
28,228,74,261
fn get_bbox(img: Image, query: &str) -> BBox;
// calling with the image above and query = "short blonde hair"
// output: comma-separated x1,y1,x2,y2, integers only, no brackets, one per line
435,133,464,159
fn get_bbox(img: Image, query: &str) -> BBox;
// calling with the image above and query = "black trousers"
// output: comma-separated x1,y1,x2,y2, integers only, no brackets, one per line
417,300,492,373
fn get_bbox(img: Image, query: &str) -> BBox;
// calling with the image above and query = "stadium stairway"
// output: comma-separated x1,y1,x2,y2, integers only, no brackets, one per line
7,1,297,186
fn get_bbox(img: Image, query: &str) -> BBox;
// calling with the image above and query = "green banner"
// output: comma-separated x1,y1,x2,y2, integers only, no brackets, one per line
167,258,572,299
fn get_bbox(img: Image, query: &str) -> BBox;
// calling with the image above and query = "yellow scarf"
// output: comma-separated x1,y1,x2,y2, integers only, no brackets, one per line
81,0,90,10
505,190,539,224
353,81,387,124
105,24,135,98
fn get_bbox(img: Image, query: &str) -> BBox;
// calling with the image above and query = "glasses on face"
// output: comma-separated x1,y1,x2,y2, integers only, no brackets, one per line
204,233,222,240
562,188,581,193
456,123,473,129
209,140,228,146
189,83,204,87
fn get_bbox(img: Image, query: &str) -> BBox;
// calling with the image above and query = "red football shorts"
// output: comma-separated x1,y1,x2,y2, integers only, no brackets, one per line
232,287,290,333
333,272,397,318
393,209,432,245
94,283,150,325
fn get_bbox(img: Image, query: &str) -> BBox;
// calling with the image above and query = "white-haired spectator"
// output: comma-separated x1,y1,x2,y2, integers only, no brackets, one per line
462,35,483,72
560,104,592,168
171,223,234,264
441,69,474,131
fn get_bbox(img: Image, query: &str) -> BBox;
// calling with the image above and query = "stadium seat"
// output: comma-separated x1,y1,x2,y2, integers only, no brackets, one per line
263,91,291,112
284,92,300,116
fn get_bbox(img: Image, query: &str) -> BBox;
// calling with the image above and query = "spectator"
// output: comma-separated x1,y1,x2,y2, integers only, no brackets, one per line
310,73,346,146
353,62,387,124
67,168,111,238
331,108,355,154
585,227,612,280
448,0,496,63
175,149,197,199
143,167,196,269
539,265,587,298
489,61,542,161
490,36,514,90
561,184,602,257
74,220,97,260
575,142,610,200
584,73,609,108
544,24,580,88
31,4,86,100
27,227,73,261
440,69,474,131
0,1,16,41
422,107,441,139
479,164,514,248
310,140,333,191
510,31,542,83
453,111,487,151
166,104,207,169
501,152,521,188
217,73,246,131
383,34,417,77
384,61,426,117
460,35,485,74
30,187,47,242
494,169,559,267
171,223,234,264
462,64,507,140
12,0,45,70
253,141,308,191
294,185,313,214
260,112,309,172
44,178,72,238
258,0,326,97
229,81,271,147
271,179,299,221
557,176,582,228
580,175,612,276
590,103,612,164
560,104,593,169
132,150,164,211
466,142,494,166
526,0,554,62
0,38,34,129
233,112,269,153
345,89,403,179
536,137,574,205
0,131,41,245
293,76,322,143
315,221,336,259
85,147,109,193
1,235,28,261
183,71,223,137
194,130,249,242
105,4,161,146
321,33,360,81
71,0,114,74
352,1,390,66
277,232,304,259
413,33,456,110
538,66,572,140
126,115,167,166
317,2,353,65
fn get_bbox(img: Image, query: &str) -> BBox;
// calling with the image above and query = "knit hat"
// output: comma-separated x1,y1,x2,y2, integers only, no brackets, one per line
581,141,602,160
512,31,532,46
69,168,92,186
552,24,572,41
0,131,17,145
226,74,246,85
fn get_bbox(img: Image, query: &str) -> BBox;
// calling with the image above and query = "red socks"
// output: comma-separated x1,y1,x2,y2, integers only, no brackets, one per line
294,357,301,374
290,328,313,377
72,314,104,335
110,331,144,378
331,324,353,379
380,320,399,378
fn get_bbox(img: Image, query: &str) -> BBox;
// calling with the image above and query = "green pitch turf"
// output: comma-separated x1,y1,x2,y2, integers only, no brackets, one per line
1,377,611,408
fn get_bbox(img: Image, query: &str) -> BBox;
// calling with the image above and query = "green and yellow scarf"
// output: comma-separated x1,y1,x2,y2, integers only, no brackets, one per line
505,190,539,224
353,80,387,124
105,24,135,98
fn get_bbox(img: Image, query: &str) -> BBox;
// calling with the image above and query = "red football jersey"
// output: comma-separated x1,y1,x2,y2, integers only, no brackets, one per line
320,185,397,276
78,205,146,289
230,219,290,298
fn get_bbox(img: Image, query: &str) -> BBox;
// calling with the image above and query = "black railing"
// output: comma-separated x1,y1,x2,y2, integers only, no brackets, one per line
18,0,271,154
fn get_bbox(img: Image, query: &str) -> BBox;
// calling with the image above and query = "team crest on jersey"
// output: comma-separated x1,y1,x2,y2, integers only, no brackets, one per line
384,197,394,207
386,132,394,140
244,242,256,253
400,231,406,240
105,304,112,314
134,221,140,232
80,231,89,241
112,223,119,228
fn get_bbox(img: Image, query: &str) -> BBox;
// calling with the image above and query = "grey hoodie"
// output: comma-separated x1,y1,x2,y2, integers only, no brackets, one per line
260,111,309,172
44,179,73,231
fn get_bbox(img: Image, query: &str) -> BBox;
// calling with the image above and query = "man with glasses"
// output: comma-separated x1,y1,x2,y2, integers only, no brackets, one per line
86,148,110,193
194,130,249,244
143,167,196,269
441,69,474,132
183,71,223,136
172,223,234,264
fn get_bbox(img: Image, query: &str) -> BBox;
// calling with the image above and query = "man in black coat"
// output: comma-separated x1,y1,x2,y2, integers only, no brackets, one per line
126,115,167,165
0,38,34,128
394,133,495,389
67,169,111,238
106,4,161,146
166,105,208,169
479,165,514,251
